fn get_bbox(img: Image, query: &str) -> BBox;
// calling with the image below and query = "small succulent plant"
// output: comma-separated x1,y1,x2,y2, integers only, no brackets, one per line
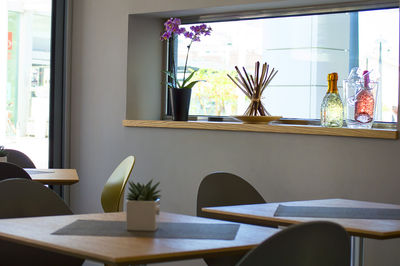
0,146,8,157
127,180,161,201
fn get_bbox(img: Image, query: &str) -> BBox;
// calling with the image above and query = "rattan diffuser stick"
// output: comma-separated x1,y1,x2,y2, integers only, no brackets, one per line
227,61,278,116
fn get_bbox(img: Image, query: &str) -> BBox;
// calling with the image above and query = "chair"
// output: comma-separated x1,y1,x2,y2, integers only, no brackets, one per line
0,178,84,265
236,221,351,266
101,155,135,212
197,172,266,266
0,162,31,181
5,149,36,168
197,172,266,218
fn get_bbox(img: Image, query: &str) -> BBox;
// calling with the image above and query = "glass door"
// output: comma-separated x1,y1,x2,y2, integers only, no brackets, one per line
1,0,52,168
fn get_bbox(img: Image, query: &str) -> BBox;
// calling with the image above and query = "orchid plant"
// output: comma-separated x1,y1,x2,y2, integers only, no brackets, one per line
161,18,212,89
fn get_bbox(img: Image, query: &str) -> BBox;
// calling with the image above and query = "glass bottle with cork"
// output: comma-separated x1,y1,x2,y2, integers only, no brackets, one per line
321,72,344,127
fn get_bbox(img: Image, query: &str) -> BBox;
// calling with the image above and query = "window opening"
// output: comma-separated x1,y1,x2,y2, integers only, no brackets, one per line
169,7,399,123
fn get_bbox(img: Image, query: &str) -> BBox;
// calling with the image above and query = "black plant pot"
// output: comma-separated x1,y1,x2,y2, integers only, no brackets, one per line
169,87,192,121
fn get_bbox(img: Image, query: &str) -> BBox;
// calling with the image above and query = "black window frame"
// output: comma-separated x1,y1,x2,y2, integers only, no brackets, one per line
49,0,69,196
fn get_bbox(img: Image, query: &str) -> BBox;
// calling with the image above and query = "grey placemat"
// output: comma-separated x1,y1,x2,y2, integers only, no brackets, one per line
52,220,240,240
274,204,400,220
25,170,55,175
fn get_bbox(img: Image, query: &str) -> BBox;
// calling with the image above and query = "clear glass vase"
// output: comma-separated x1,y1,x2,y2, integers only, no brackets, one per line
344,79,378,129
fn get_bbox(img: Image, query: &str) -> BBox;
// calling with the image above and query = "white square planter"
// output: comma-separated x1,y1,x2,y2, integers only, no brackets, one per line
0,156,7,163
126,199,160,231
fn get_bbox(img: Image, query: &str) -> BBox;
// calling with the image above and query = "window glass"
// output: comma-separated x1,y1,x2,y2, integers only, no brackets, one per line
1,0,52,167
176,8,399,121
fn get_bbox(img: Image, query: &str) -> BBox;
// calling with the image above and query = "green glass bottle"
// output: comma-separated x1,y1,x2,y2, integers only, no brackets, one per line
321,73,344,127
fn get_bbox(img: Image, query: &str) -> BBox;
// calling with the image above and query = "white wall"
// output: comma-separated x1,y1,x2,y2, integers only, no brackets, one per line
69,0,400,265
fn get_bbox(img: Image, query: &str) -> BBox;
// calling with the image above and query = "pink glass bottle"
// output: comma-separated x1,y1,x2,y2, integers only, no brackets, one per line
354,71,374,123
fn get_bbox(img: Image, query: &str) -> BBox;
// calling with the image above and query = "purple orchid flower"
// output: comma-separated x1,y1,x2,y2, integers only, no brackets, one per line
161,18,212,88
160,18,186,40
189,24,212,42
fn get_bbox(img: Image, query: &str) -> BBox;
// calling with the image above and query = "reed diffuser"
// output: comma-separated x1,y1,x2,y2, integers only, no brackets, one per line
227,61,278,116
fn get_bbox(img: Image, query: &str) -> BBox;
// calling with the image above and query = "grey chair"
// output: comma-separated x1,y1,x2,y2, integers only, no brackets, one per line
5,149,36,168
236,221,351,266
197,172,266,266
0,162,31,181
0,178,84,265
197,172,266,218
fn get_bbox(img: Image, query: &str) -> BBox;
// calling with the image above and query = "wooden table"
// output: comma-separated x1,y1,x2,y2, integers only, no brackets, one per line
202,198,400,266
25,169,79,185
0,212,279,265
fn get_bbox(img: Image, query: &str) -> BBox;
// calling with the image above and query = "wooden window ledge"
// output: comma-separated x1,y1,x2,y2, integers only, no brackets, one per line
122,120,398,139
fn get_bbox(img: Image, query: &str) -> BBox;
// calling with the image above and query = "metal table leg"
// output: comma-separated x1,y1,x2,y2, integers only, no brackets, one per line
351,236,364,266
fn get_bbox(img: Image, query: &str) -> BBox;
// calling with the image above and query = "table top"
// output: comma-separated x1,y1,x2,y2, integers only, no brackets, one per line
25,168,79,185
0,212,278,265
202,198,400,239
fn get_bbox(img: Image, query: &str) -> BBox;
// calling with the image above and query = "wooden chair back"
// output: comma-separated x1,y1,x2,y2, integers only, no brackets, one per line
101,156,135,212
0,162,31,181
236,221,351,266
5,149,36,168
197,172,266,218
0,178,83,265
